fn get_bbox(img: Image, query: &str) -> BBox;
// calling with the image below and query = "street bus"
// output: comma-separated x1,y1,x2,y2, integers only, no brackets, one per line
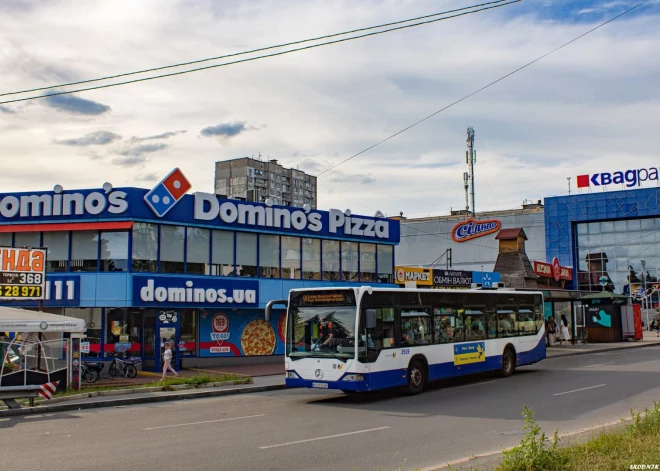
267,286,545,394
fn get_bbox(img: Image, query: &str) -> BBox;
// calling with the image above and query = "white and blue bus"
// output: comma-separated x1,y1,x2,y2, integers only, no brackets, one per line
268,286,545,394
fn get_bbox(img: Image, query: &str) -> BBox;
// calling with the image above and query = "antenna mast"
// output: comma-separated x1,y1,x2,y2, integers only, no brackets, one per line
466,127,476,218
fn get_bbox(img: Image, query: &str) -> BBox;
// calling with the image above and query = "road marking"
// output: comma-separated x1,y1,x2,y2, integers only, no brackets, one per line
583,362,615,368
553,384,606,396
452,380,497,389
144,414,265,430
260,426,390,449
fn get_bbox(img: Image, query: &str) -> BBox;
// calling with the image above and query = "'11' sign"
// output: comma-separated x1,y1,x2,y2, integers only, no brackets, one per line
44,279,76,301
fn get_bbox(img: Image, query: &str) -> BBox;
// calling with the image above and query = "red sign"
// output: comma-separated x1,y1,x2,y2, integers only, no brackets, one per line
534,260,573,281
212,313,229,333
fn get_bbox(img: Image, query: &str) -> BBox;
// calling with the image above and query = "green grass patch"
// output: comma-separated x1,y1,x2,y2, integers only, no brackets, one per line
498,401,660,471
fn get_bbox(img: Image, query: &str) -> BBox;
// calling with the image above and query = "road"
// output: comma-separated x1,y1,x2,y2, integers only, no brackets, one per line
1,346,659,471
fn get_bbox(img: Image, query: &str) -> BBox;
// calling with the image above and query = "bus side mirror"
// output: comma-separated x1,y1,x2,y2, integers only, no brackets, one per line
365,309,377,330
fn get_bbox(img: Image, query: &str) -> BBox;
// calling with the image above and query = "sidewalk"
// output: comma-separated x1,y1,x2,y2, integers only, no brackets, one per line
546,330,660,358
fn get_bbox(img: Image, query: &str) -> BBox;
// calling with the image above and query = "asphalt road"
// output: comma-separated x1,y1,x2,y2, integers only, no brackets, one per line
2,346,659,471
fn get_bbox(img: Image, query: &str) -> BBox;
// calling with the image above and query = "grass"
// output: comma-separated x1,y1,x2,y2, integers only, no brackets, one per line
497,401,660,471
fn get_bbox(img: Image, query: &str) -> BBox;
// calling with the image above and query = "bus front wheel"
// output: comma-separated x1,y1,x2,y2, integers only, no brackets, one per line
404,360,426,395
501,348,516,377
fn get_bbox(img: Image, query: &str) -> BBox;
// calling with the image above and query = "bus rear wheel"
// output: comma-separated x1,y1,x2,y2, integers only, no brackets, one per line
404,360,426,395
501,348,516,377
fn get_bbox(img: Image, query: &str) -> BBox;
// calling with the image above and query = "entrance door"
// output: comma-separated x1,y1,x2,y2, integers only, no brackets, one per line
155,310,181,373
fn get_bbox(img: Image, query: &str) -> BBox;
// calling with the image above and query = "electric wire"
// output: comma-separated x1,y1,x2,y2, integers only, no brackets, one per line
315,0,652,178
0,0,510,98
0,0,521,106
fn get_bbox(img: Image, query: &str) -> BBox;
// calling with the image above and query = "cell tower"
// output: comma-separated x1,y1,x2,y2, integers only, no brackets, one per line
466,127,476,217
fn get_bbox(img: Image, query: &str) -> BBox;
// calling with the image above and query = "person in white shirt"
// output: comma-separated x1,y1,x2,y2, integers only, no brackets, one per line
160,341,179,381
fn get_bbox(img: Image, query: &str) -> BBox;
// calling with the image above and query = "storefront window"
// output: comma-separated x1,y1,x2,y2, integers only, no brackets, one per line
14,232,40,248
281,236,301,279
43,231,69,272
0,233,12,247
160,225,185,274
377,245,394,283
322,240,340,281
100,231,128,272
106,308,142,356
212,230,234,276
360,243,376,282
187,227,210,275
341,241,359,282
65,308,102,357
132,223,158,272
71,231,99,272
236,232,257,277
302,238,320,280
179,309,197,356
260,234,280,278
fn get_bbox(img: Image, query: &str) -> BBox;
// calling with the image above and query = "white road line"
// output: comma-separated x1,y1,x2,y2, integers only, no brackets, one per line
144,414,265,430
452,380,497,389
260,426,391,449
583,362,615,368
553,384,606,396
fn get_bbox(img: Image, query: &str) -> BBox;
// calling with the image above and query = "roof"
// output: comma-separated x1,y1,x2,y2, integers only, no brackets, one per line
401,206,544,223
580,291,629,300
0,306,85,333
496,228,528,240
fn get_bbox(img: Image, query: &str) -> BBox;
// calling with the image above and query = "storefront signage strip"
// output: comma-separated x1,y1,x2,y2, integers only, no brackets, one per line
534,260,573,281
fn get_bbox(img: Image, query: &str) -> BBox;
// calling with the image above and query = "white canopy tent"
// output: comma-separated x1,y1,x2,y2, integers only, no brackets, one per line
0,306,85,333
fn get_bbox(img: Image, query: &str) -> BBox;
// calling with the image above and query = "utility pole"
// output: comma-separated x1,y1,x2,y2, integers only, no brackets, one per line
466,127,476,218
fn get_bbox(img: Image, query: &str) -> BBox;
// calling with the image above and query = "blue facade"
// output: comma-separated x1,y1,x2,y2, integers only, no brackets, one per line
545,187,660,290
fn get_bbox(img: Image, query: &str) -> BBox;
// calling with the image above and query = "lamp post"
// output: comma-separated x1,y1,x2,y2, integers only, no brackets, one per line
641,260,648,326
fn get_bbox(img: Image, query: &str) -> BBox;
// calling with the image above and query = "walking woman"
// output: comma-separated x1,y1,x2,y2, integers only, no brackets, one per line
559,314,570,346
161,341,179,381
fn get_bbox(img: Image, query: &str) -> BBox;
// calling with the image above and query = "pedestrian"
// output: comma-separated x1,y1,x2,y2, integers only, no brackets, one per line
547,317,557,346
560,314,571,346
160,341,179,381
656,314,660,338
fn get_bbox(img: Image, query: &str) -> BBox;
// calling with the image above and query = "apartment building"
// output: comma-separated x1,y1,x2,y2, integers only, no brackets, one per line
214,157,318,208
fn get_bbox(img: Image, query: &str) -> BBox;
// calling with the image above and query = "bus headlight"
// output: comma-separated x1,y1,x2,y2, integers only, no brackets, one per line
342,374,364,381
286,371,300,379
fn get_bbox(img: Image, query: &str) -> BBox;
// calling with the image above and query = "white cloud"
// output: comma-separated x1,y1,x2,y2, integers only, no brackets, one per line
0,0,659,217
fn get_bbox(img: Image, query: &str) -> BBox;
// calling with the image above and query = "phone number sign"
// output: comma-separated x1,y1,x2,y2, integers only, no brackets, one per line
0,247,46,300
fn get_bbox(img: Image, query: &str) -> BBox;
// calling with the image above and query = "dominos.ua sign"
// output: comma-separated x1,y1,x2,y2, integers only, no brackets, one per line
577,167,660,189
144,168,192,217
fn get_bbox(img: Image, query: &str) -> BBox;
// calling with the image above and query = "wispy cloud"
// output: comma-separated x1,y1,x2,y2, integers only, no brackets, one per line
129,130,187,143
111,143,168,168
200,121,254,139
43,94,111,115
54,130,121,146
135,172,160,182
0,105,15,114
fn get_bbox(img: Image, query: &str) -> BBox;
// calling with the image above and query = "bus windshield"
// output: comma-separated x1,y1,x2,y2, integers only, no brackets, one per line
286,306,357,361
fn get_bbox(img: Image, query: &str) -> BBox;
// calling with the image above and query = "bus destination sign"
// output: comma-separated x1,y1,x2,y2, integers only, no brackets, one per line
291,290,356,307
0,247,46,300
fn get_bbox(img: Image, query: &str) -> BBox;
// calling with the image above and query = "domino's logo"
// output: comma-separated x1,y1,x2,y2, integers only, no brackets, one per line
144,168,192,217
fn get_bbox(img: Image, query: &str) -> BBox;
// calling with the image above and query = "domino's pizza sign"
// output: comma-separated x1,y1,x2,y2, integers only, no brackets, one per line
144,168,192,217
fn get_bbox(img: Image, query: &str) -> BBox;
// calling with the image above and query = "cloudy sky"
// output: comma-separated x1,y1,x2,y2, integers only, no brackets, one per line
1,0,659,218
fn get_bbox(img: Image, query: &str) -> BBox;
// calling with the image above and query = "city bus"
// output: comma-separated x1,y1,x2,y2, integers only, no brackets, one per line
267,286,545,394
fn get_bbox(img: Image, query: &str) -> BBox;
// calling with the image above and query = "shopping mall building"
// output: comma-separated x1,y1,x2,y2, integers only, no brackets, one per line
0,170,399,370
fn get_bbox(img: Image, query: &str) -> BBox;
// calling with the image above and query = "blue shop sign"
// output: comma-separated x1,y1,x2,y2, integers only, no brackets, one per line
133,275,259,308
471,271,500,288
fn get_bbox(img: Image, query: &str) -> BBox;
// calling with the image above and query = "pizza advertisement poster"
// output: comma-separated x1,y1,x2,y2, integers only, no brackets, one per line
198,308,287,357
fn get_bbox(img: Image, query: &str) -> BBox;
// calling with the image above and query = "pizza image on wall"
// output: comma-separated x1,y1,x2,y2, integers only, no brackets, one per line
241,319,276,356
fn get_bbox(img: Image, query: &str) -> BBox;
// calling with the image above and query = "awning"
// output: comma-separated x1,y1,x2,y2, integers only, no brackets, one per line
0,306,85,333
0,221,133,233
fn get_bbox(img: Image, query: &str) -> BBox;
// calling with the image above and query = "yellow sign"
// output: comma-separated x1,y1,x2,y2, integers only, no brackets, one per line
394,266,433,286
453,342,485,365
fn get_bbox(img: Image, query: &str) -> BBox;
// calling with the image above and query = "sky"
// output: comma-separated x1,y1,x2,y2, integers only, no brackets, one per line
1,0,659,219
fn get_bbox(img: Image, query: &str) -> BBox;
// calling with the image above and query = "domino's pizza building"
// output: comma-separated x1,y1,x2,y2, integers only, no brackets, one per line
0,179,399,371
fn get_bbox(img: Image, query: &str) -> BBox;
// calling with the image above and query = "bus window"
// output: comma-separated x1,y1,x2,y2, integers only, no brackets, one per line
497,308,516,337
517,307,536,336
487,310,498,339
401,308,432,345
465,308,486,341
433,307,459,344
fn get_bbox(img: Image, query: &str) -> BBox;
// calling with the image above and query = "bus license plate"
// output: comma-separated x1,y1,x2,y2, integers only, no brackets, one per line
312,382,328,389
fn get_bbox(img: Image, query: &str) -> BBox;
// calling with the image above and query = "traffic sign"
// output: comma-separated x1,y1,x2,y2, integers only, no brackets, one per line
599,276,608,287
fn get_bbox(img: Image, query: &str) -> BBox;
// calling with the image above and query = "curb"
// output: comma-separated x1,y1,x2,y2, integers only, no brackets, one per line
0,383,286,418
545,341,660,359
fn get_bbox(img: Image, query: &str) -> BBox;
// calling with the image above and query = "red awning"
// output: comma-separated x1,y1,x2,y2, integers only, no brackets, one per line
0,221,134,233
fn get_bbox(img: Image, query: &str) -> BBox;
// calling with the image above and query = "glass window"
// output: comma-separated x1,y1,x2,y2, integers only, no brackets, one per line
281,236,301,279
614,220,627,232
106,308,142,356
497,308,517,337
160,225,185,273
360,243,376,282
641,218,654,231
627,219,641,232
322,240,340,281
302,238,320,280
212,230,234,276
100,231,128,272
186,227,210,275
66,308,102,357
600,221,614,233
14,232,40,248
71,231,98,272
341,241,359,282
377,245,394,283
236,232,257,277
43,231,69,272
132,223,158,272
179,309,197,356
260,234,280,278
0,233,11,247
517,307,538,336
465,308,486,340
401,309,432,345
576,224,588,235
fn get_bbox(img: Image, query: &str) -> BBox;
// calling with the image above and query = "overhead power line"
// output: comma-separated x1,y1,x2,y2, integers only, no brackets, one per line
315,0,652,178
0,0,510,98
0,0,521,106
